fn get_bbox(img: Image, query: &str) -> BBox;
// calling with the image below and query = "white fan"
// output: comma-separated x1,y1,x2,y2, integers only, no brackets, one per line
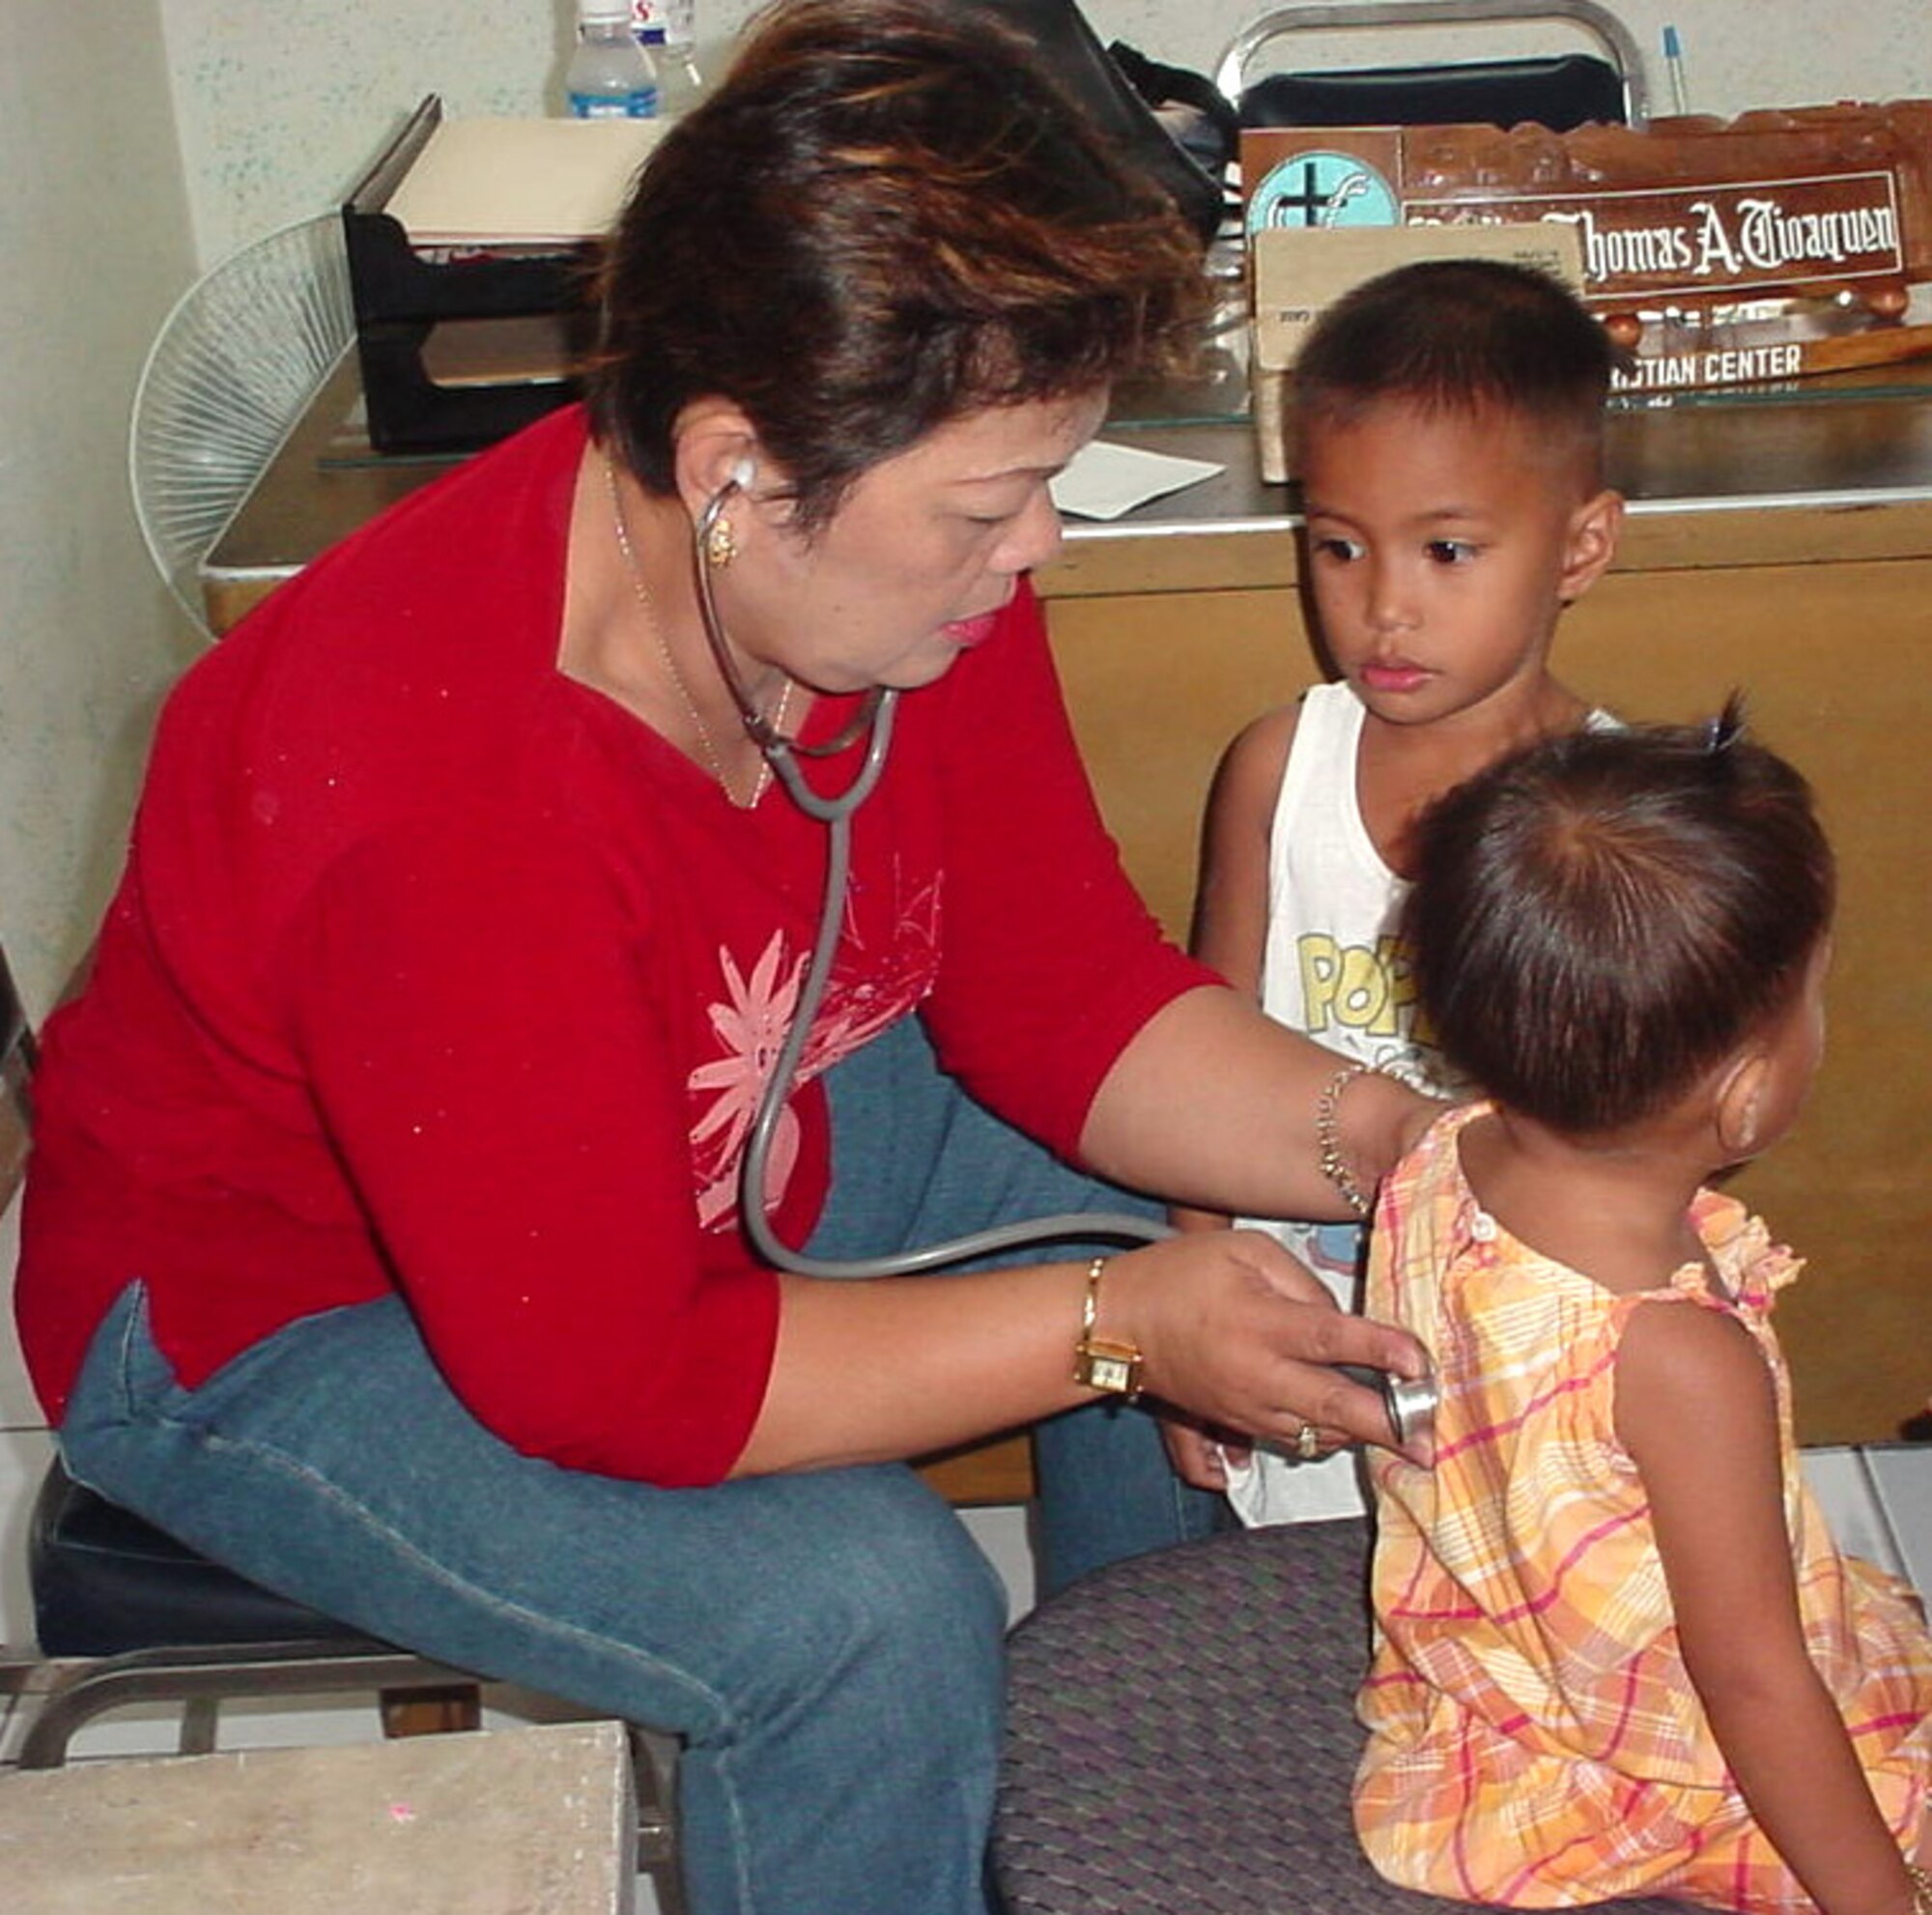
128,213,355,636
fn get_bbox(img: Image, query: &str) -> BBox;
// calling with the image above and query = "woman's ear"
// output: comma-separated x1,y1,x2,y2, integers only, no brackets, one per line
1712,1048,1772,1160
1558,488,1625,604
670,397,768,516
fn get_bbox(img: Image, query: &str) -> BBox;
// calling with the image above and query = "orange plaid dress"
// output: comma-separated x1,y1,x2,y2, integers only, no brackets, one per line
1353,1104,1932,1909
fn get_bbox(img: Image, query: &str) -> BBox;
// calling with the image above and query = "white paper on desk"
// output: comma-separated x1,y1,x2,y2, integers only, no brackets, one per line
384,117,668,245
1050,440,1224,521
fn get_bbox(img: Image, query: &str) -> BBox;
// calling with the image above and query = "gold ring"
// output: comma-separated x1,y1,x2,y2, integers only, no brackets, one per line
1295,1421,1321,1461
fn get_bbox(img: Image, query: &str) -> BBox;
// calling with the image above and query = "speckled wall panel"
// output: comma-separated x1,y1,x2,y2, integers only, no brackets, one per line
158,0,1932,266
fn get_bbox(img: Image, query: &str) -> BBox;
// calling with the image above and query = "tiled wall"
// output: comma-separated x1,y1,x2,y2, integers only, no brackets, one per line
157,0,1932,264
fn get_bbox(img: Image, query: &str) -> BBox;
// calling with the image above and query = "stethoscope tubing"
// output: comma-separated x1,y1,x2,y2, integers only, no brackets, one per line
695,477,1169,1275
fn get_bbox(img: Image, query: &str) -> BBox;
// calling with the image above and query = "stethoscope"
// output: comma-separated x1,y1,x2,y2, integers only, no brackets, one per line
692,472,1170,1279
694,471,1435,1444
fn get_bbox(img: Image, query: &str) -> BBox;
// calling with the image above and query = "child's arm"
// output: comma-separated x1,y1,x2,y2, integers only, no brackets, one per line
1617,1299,1920,1915
1165,706,1296,1485
1171,703,1296,1240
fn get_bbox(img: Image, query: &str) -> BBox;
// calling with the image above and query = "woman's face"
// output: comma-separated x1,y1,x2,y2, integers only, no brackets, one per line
719,389,1109,696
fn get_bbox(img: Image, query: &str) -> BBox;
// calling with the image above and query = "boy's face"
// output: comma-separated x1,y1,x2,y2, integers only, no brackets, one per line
1296,398,1620,729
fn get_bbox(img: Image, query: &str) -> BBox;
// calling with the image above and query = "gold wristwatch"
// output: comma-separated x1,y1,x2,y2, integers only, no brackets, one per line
1071,1257,1143,1399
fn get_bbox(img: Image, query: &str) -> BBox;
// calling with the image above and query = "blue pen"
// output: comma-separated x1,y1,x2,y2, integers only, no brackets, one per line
1662,24,1690,117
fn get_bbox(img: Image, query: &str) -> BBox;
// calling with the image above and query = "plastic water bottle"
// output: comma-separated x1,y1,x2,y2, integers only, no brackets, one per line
639,29,703,117
634,0,702,117
568,0,658,119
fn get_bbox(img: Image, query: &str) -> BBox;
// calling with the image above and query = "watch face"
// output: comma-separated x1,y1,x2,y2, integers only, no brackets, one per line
1077,1340,1142,1396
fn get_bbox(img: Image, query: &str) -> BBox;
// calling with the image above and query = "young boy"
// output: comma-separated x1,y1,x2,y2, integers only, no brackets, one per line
1171,259,1626,1520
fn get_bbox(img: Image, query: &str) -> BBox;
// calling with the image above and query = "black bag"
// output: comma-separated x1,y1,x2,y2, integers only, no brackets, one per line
964,0,1230,245
1109,40,1240,183
1238,53,1628,132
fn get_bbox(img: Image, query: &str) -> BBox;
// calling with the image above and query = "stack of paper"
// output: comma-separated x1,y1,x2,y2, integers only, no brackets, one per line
384,116,668,246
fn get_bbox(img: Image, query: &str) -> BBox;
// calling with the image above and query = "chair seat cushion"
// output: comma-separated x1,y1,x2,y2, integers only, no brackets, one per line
995,1518,1687,1914
31,1458,372,1657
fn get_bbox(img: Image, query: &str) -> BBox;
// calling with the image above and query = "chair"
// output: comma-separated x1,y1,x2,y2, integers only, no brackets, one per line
0,936,683,1904
994,1517,1690,1915
1216,0,1649,133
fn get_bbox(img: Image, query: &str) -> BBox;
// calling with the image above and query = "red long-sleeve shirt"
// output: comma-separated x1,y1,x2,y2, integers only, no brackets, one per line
17,406,1209,1484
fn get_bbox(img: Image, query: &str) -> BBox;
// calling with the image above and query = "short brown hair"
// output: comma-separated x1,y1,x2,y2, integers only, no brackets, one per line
588,0,1208,529
1293,258,1612,484
1402,705,1834,1134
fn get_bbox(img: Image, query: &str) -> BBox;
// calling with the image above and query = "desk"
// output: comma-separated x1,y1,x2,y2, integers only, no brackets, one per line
206,365,1932,1457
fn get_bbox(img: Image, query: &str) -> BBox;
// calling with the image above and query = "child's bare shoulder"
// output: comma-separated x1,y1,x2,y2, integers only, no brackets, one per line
1212,700,1301,803
1614,1294,1772,1446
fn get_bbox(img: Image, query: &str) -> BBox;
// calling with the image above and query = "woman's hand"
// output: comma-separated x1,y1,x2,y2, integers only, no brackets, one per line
1103,1229,1432,1464
741,1218,1432,1478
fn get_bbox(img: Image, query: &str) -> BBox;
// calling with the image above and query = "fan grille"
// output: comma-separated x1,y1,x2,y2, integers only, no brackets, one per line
129,214,355,634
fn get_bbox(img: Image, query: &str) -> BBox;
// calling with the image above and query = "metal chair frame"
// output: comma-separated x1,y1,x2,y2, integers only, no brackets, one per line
8,1637,477,1767
1215,0,1650,128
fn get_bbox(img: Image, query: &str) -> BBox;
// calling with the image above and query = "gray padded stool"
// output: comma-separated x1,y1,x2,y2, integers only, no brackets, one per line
995,1517,1688,1914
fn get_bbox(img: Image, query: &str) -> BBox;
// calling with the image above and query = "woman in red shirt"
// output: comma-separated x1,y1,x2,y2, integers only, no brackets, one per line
19,4,1431,1908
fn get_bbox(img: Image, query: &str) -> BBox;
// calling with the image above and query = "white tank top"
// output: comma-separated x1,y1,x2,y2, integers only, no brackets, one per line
1230,682,1428,1525
1258,681,1443,1093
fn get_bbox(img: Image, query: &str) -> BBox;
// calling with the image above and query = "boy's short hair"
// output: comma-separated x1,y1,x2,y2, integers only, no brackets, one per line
1401,709,1834,1135
1293,259,1612,482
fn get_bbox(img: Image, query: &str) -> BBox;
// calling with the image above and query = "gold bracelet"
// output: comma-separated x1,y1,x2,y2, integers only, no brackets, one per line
1071,1256,1143,1399
1316,1062,1381,1218
1906,1861,1932,1915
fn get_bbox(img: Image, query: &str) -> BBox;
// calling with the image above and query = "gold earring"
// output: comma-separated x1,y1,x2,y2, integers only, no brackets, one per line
704,513,738,570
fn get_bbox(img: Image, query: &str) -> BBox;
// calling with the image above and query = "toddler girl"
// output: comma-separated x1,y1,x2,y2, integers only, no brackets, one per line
1355,708,1931,1913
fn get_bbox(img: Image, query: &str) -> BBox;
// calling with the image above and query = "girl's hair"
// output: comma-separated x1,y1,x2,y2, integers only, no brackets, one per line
1292,258,1612,483
1402,703,1834,1134
587,0,1208,530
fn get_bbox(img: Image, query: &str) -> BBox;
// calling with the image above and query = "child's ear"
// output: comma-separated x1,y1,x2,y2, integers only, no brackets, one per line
1713,1048,1772,1160
1558,489,1625,604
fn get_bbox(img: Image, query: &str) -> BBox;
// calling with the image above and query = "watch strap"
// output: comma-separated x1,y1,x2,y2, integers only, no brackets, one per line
1072,1256,1143,1399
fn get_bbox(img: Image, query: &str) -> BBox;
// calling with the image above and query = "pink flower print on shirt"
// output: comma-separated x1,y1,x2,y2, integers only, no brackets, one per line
689,934,808,1230
686,881,942,1231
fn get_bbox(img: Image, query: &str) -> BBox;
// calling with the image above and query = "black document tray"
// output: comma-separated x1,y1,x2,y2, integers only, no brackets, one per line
342,96,598,455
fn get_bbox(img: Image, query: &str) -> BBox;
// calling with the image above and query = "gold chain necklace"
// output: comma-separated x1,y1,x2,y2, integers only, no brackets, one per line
604,455,791,808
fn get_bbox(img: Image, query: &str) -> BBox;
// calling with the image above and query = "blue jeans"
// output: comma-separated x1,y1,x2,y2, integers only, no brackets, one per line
808,1015,1226,1595
56,1016,1221,1914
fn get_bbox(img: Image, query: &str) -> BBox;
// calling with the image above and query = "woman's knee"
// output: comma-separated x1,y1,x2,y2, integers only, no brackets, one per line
717,1470,1008,1738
